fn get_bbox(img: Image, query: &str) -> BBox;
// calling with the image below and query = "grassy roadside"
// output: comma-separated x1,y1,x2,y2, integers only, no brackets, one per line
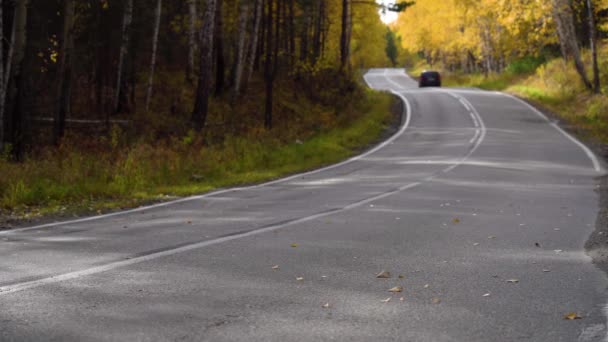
0,88,395,227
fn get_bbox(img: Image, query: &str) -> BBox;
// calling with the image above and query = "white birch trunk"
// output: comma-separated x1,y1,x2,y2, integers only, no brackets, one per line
233,1,249,99
145,0,162,112
245,0,262,87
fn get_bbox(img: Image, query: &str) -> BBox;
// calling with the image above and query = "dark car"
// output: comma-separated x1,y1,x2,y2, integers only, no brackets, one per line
419,71,441,87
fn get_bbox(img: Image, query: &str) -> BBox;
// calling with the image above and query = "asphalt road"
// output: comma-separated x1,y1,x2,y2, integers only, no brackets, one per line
1,68,607,341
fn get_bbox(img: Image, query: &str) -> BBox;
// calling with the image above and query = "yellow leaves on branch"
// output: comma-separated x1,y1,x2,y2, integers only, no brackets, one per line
394,0,556,64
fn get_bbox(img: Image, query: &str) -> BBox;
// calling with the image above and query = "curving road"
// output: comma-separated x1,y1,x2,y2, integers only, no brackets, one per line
1,69,607,341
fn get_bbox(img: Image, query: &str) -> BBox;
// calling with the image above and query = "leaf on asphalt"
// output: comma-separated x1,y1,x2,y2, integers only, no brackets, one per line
424,284,430,289
543,269,551,273
554,228,561,231
452,218,460,224
431,298,441,304
271,265,279,270
400,297,405,301
381,297,391,303
291,243,299,248
398,275,404,279
488,236,496,239
483,293,491,297
322,303,330,309
388,286,403,293
376,271,391,279
186,221,192,224
564,312,582,320
296,277,304,281
554,249,563,253
473,243,480,246
506,279,519,283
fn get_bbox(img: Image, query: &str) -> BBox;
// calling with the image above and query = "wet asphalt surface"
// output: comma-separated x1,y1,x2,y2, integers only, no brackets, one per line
0,69,607,341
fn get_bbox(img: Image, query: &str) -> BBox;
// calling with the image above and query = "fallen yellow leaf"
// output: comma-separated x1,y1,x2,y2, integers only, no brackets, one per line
388,286,403,293
506,279,519,283
564,312,582,320
291,243,299,248
453,218,460,224
376,271,391,279
431,298,441,304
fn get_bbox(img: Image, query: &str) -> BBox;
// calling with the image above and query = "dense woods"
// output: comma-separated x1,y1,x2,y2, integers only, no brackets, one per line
0,0,395,161
0,0,404,218
394,0,608,92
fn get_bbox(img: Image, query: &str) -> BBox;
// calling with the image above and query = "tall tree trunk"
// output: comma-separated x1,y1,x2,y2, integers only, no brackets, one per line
7,0,28,160
0,0,4,151
191,0,217,131
339,0,351,72
587,0,600,93
186,0,197,84
53,0,76,145
288,0,295,67
245,0,262,88
233,1,249,99
300,9,310,62
145,0,162,112
312,0,324,63
115,0,134,113
0,5,16,151
552,0,592,90
264,0,274,130
214,0,225,96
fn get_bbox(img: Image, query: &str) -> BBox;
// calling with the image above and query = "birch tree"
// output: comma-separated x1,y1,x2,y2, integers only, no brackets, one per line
145,0,162,112
192,0,217,131
233,0,249,99
115,0,134,113
245,0,263,88
53,0,76,144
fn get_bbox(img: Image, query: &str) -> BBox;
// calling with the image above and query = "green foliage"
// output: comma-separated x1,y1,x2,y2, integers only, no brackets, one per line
505,56,547,75
385,29,399,67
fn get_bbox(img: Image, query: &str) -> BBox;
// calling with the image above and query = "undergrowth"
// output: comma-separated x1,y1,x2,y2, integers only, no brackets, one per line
0,75,394,222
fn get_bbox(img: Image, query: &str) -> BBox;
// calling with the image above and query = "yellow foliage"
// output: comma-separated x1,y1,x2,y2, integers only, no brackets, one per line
394,0,556,67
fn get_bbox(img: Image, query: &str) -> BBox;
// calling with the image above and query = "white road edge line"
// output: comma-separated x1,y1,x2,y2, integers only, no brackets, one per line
0,70,487,296
477,91,602,174
2,74,409,237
